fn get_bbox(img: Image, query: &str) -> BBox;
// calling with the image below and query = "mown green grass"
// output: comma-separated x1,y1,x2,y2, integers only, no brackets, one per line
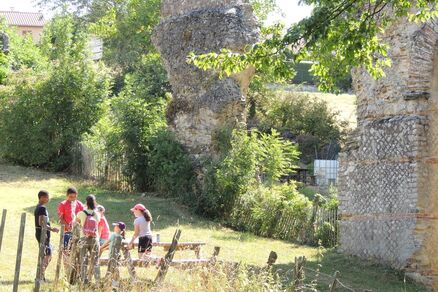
0,163,426,291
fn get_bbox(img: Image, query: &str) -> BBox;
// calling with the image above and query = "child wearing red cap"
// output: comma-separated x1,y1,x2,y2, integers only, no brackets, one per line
128,203,153,258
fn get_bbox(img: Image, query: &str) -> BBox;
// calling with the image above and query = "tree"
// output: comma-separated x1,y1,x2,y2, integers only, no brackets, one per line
0,16,110,170
189,1,437,91
39,0,162,70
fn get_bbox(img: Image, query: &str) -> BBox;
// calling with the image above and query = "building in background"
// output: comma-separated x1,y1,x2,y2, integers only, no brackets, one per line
0,10,45,43
0,10,102,60
314,159,339,186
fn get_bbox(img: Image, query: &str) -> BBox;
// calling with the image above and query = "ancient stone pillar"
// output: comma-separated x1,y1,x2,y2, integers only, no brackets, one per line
338,18,438,287
153,0,259,159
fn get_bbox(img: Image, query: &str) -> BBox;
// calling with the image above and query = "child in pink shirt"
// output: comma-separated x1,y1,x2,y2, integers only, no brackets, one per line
97,205,110,245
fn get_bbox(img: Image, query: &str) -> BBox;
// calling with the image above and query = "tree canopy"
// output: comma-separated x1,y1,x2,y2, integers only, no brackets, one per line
189,0,438,91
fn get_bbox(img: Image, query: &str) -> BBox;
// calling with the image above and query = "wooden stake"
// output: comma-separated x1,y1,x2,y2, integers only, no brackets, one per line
105,235,122,290
13,213,26,292
293,256,306,291
267,251,278,267
68,224,81,285
154,229,181,285
209,246,221,265
123,247,136,280
0,209,7,253
35,217,48,291
329,271,340,292
54,225,65,290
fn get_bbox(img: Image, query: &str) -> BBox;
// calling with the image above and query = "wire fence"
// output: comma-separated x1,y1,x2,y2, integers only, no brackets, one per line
231,203,339,247
71,143,132,192
71,143,340,247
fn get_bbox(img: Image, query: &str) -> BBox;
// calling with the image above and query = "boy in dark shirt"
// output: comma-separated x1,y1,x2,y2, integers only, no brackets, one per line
34,190,59,280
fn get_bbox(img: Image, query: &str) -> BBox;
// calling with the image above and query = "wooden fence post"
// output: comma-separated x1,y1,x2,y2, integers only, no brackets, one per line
35,217,48,291
209,246,221,265
293,256,306,292
104,235,122,290
13,213,26,292
53,225,65,290
267,251,278,267
154,229,181,285
123,247,136,280
68,224,81,285
0,209,7,253
329,271,340,292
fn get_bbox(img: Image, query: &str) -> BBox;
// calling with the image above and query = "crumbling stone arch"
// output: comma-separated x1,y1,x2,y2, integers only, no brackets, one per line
339,18,438,288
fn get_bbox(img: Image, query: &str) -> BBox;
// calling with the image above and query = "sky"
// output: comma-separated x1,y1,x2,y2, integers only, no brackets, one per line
0,0,313,24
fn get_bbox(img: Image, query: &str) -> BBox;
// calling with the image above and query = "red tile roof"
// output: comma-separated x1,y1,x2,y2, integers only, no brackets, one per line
0,11,45,27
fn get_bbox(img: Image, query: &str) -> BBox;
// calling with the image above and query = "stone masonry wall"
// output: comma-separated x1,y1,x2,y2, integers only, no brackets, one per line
339,18,438,287
153,0,258,159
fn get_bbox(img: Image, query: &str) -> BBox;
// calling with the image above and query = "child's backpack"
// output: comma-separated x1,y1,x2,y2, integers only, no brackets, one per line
83,210,98,237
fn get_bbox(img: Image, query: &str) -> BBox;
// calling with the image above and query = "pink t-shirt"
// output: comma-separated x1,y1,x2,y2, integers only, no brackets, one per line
98,216,110,240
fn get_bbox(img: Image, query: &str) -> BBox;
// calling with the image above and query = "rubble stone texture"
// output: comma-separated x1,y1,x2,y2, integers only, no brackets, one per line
153,0,259,159
339,18,438,287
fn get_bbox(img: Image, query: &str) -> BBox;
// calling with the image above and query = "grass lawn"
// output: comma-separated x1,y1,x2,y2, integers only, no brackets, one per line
0,163,426,291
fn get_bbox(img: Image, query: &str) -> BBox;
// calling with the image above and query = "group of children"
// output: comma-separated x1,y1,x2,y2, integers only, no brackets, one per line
34,187,154,282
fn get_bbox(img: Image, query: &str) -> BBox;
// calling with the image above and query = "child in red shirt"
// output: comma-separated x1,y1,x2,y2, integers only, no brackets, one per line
97,205,110,245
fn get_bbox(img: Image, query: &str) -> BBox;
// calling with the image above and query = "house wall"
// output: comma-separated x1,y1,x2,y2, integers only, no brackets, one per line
12,25,43,43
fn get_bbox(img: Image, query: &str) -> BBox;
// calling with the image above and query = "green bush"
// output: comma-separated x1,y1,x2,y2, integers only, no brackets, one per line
83,64,193,195
110,91,167,190
255,92,348,163
148,130,194,197
198,129,300,218
229,183,311,239
316,222,336,247
199,129,260,218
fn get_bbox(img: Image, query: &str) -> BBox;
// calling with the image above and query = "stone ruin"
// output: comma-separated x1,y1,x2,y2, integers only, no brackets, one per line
339,18,438,287
153,0,259,160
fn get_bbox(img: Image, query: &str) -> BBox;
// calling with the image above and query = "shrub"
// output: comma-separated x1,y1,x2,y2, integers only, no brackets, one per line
109,91,167,191
148,130,194,197
229,183,312,239
316,222,336,247
83,73,194,195
255,92,348,162
199,129,300,218
199,129,260,218
0,16,110,170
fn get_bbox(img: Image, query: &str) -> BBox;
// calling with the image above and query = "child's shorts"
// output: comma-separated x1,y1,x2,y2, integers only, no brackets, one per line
37,240,53,256
63,232,72,249
138,235,153,253
44,243,54,256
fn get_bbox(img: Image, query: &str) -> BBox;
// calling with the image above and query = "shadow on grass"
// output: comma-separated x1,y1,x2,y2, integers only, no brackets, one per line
0,163,69,183
272,251,427,291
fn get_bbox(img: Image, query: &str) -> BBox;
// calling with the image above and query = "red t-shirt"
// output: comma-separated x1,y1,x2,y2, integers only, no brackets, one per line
98,216,110,240
57,199,84,232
